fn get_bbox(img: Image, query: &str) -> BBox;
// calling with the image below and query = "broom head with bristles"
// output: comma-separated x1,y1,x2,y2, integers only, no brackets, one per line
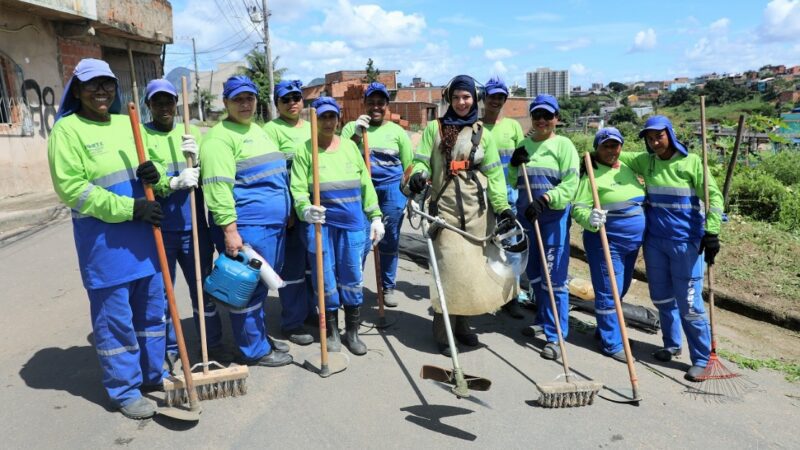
537,380,604,408
163,363,249,406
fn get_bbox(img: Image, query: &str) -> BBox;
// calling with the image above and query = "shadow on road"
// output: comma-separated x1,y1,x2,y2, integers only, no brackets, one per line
19,343,111,411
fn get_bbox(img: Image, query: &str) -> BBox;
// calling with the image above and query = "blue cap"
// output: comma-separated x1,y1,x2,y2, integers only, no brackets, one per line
274,80,303,99
594,127,624,149
529,94,559,114
638,115,688,156
365,82,390,99
145,79,178,100
55,58,121,122
485,76,509,96
312,97,340,116
223,75,258,99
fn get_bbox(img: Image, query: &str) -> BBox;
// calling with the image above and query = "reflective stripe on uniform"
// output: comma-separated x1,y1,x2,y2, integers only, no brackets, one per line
229,302,263,314
96,344,139,357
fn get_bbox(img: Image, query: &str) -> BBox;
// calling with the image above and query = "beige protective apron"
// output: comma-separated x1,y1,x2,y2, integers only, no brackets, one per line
428,122,514,316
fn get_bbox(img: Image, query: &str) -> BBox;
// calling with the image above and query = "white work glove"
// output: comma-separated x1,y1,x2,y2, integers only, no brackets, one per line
354,114,371,137
369,217,385,247
303,205,326,224
181,134,199,164
589,208,608,228
169,167,200,190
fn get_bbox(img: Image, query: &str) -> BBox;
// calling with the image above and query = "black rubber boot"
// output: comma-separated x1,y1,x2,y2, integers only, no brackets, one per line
454,315,479,347
432,313,452,357
343,306,367,356
326,309,341,353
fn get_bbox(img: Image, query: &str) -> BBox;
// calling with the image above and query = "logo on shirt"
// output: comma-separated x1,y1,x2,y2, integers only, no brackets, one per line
85,142,104,155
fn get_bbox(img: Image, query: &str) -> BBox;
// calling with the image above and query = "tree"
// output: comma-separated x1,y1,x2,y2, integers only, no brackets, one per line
607,81,627,93
199,89,217,116
238,49,287,120
608,106,638,125
664,87,693,107
701,79,750,106
364,58,380,83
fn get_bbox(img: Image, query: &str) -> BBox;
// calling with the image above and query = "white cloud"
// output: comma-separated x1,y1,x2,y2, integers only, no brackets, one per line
469,35,484,49
439,14,484,27
758,0,800,41
630,28,657,52
317,0,426,49
570,63,588,76
555,38,591,52
306,41,352,58
492,61,508,74
484,48,513,60
710,18,730,32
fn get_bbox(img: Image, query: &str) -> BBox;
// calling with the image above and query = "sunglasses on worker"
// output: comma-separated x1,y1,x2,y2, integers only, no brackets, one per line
81,78,117,93
280,93,303,104
531,109,555,121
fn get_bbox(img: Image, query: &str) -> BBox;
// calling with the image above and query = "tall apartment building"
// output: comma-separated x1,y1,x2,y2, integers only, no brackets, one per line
526,67,570,98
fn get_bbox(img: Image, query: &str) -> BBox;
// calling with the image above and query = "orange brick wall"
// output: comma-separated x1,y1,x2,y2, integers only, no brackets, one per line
389,102,436,127
57,38,103,86
396,87,442,103
503,97,531,119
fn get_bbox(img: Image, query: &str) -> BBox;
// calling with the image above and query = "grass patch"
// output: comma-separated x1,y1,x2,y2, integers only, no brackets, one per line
718,349,800,383
660,98,770,125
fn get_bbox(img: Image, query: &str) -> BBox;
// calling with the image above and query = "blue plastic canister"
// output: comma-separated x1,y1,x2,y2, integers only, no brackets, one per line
203,252,263,308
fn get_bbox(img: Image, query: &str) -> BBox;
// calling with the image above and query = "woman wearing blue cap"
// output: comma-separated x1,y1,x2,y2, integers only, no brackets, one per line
290,97,384,356
508,94,579,360
199,75,293,367
572,128,645,361
263,80,316,346
482,76,528,319
341,82,413,308
617,115,723,382
141,78,229,366
406,75,515,356
47,58,172,419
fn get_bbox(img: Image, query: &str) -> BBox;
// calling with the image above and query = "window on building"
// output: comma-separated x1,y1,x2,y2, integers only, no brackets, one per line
0,52,25,133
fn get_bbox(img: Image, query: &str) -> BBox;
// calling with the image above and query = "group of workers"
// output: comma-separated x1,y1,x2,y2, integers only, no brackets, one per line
47,57,723,420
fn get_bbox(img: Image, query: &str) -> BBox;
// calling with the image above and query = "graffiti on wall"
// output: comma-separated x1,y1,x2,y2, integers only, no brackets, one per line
21,79,57,137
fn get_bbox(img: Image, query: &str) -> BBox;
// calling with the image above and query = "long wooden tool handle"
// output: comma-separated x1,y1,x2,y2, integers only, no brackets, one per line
181,77,209,375
311,109,329,370
521,163,572,381
362,130,385,318
699,96,718,350
584,152,639,397
128,103,199,410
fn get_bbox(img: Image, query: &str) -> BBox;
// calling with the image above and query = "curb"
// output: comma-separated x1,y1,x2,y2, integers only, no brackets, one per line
0,205,69,245
568,243,800,332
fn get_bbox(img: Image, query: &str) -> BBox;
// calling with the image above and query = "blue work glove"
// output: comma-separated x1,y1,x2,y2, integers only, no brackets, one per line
136,161,160,185
698,233,720,265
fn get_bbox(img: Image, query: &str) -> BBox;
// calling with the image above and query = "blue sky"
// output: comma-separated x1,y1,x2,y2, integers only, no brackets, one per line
165,0,800,88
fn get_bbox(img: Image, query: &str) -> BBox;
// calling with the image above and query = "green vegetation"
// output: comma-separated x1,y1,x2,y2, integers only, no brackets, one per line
237,50,287,120
718,349,800,383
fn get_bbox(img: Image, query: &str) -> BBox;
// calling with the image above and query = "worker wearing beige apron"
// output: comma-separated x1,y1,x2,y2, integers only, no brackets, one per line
407,75,514,356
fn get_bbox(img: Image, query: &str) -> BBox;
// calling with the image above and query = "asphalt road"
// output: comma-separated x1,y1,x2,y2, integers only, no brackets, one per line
1,220,799,448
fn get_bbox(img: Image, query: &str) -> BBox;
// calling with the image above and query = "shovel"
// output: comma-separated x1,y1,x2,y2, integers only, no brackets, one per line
302,108,349,377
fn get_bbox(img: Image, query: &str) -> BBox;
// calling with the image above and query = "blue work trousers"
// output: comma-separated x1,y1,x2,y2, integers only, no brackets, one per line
87,273,167,408
525,217,571,343
643,235,711,367
362,182,406,291
211,224,285,360
304,223,366,311
278,223,315,331
162,229,219,357
584,232,641,355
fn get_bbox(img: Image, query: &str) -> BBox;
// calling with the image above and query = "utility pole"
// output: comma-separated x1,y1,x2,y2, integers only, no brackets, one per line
192,37,204,122
251,1,276,120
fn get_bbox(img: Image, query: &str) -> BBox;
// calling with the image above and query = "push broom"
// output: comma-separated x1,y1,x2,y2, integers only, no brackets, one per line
695,96,748,399
521,162,602,408
128,102,200,421
162,77,249,405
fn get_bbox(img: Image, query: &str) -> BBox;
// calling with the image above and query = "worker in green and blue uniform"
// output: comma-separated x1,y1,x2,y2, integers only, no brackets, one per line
200,75,292,367
572,127,646,362
291,97,385,356
618,115,722,382
48,58,171,419
263,80,316,346
508,94,579,360
482,76,529,319
341,82,413,308
142,79,230,366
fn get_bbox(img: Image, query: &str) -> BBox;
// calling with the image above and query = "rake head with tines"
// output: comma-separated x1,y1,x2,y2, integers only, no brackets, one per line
687,351,755,402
